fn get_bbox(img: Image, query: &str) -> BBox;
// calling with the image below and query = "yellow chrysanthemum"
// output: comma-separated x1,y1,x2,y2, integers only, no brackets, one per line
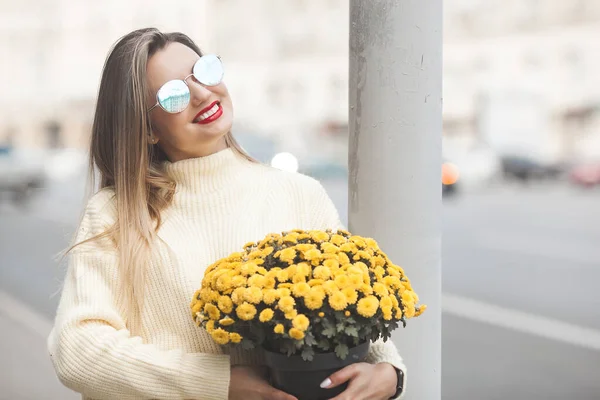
283,234,299,244
395,307,403,319
211,328,230,345
383,309,393,320
365,238,379,250
371,255,386,268
247,249,263,260
292,274,306,284
261,246,274,257
274,324,285,334
374,266,386,279
278,296,296,313
240,262,259,276
230,275,247,288
295,243,315,252
321,242,340,254
264,276,277,289
215,274,233,291
205,320,215,333
323,280,339,295
292,282,311,297
278,288,292,298
278,283,293,289
402,291,415,307
296,262,311,277
278,248,297,264
349,236,367,248
191,301,202,317
308,279,325,287
218,296,234,314
323,259,340,270
276,269,290,282
304,249,322,262
236,302,257,321
304,289,325,310
338,252,351,265
329,291,348,311
373,282,389,297
244,287,263,304
312,265,332,280
259,308,275,322
231,287,246,305
357,295,379,317
380,296,393,309
248,274,266,288
289,328,305,340
285,309,298,320
415,304,427,317
219,317,235,326
353,250,372,261
292,314,310,331
383,276,402,290
229,332,243,343
331,234,347,246
339,243,357,253
359,284,374,295
404,303,416,318
204,303,221,321
310,231,330,243
263,288,279,305
348,274,363,288
334,274,351,289
345,310,351,317
243,241,256,249
342,287,358,305
318,312,325,317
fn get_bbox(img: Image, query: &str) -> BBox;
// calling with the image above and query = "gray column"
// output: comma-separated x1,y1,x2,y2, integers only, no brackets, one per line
349,1,442,399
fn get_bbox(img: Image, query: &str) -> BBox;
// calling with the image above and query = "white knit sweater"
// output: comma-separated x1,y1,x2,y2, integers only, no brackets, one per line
48,148,406,399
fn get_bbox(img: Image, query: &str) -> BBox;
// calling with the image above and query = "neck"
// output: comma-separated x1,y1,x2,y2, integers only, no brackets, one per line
163,137,228,163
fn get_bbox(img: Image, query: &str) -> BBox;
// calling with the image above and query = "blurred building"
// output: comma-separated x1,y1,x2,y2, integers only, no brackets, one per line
1,0,600,162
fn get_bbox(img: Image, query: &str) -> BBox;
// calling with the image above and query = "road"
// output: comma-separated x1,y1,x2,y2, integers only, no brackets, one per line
1,176,599,400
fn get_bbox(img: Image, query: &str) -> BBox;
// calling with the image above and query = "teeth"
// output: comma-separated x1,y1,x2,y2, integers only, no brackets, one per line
197,103,219,121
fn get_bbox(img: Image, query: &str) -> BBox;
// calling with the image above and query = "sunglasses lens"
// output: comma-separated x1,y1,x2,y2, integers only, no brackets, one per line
193,54,224,86
157,80,190,113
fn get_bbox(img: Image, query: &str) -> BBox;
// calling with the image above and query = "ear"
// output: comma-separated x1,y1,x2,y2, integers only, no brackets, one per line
149,132,159,144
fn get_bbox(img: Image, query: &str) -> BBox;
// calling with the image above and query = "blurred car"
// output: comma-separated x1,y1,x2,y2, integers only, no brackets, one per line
0,146,47,206
500,155,566,182
569,161,600,187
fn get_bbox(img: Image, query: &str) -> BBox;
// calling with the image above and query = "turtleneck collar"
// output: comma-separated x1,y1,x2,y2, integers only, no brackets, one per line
163,147,253,194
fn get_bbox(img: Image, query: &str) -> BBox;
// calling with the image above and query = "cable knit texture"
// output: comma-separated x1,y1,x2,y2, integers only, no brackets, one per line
48,148,406,399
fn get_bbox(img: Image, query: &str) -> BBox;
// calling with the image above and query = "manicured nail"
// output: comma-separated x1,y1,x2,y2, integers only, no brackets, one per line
320,378,332,388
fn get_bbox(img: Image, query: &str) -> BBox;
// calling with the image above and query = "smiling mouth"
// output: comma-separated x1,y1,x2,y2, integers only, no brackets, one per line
193,101,223,124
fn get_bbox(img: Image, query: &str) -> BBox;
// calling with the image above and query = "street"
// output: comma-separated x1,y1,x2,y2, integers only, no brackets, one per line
1,177,599,400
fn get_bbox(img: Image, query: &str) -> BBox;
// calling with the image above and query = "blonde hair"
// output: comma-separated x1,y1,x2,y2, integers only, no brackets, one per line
73,28,253,329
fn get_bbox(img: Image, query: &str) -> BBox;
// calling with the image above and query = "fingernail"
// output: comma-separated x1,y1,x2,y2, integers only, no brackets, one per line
320,378,332,388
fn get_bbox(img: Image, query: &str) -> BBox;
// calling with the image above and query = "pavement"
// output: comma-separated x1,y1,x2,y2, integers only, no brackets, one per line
1,176,600,400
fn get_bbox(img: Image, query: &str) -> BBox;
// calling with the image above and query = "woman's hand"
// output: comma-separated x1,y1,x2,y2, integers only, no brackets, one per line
229,366,298,400
320,362,398,400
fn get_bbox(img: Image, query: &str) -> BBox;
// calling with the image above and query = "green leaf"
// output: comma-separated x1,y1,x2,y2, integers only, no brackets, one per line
337,323,346,333
322,325,337,338
301,346,315,362
344,326,359,337
304,333,317,346
334,343,349,360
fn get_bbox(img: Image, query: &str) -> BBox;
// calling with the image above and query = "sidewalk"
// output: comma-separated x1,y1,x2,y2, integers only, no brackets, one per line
0,291,79,400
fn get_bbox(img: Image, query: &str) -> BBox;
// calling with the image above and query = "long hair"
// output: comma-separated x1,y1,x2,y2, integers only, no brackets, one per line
74,28,253,328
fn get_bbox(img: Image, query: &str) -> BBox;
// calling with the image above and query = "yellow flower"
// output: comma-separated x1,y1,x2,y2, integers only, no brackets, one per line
259,308,275,322
264,276,277,289
276,269,290,282
338,252,350,265
308,279,325,287
292,274,306,284
278,283,293,289
340,243,357,253
211,328,230,345
296,262,311,277
404,303,416,318
219,317,235,326
371,255,386,268
283,234,299,244
304,289,325,310
345,310,351,317
261,246,274,257
415,304,427,317
191,301,202,317
295,243,315,252
310,231,330,243
244,241,256,249
244,287,263,304
240,262,259,276
216,274,233,291
374,266,386,280
353,250,372,261
204,303,221,321
274,324,285,334
365,238,379,250
231,275,247,288
289,328,305,340
231,287,246,305
218,296,234,314
278,248,297,264
359,284,373,295
230,332,243,343
348,274,363,288
342,287,358,305
383,309,393,320
323,280,339,295
292,314,310,331
337,229,351,237
304,249,322,263
331,234,347,246
278,288,292,298
357,296,379,317
321,242,340,254
349,236,367,248
285,309,298,320
402,291,415,307
395,307,404,319
312,265,332,280
205,320,215,333
248,274,266,288
373,282,389,297
263,288,279,305
384,276,402,290
380,296,393,309
334,274,351,289
292,282,311,297
236,302,257,321
278,296,296,313
323,259,340,270
329,291,348,311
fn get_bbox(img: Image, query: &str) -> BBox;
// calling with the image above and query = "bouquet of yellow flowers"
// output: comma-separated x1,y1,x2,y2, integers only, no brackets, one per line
191,228,425,398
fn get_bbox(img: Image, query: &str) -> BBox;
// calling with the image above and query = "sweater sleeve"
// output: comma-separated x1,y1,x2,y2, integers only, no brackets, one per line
47,191,231,400
309,180,407,399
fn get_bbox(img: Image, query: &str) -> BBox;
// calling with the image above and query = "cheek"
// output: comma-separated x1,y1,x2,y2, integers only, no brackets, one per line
153,113,190,139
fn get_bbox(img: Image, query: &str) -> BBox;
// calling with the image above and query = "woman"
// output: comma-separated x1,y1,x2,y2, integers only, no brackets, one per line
48,28,406,400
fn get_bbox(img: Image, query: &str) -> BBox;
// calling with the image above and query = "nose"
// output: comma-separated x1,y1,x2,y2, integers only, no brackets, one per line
188,79,212,107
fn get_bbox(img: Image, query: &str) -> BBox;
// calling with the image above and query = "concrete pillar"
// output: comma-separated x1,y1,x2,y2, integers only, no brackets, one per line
349,1,443,399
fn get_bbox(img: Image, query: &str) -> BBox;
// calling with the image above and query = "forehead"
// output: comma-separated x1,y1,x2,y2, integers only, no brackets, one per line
146,42,199,93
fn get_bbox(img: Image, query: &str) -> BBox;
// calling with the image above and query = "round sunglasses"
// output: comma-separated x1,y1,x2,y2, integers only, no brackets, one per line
147,54,224,114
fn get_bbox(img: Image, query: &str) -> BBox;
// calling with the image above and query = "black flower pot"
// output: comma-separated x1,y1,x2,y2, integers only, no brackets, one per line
264,341,370,400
